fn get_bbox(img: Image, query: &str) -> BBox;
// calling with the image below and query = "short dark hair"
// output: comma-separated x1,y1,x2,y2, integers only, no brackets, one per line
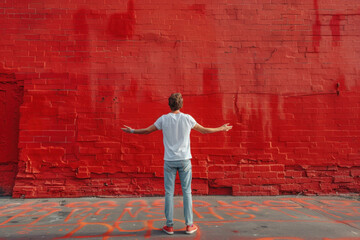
168,93,183,111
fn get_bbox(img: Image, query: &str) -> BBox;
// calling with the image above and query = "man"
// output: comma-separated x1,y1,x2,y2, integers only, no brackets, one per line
122,93,232,235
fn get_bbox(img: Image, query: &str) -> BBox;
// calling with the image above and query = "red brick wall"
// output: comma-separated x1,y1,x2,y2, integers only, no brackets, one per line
1,0,359,197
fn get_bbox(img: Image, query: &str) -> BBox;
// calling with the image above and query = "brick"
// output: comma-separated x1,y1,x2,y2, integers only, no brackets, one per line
270,164,285,171
334,176,353,183
254,165,270,172
240,165,254,172
280,184,303,192
350,169,360,177
208,172,225,179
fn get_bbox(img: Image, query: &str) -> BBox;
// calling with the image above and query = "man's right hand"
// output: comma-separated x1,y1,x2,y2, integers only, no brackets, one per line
221,123,233,132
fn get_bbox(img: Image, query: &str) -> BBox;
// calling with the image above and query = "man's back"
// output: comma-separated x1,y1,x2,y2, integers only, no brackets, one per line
154,112,196,161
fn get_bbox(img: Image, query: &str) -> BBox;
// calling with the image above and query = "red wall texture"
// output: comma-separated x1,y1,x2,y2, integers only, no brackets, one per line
0,0,359,197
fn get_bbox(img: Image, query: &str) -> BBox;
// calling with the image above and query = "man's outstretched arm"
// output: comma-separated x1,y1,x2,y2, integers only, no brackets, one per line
121,124,158,135
193,123,232,134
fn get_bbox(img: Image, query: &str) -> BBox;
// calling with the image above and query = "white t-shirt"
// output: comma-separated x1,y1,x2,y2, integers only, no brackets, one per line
154,112,197,161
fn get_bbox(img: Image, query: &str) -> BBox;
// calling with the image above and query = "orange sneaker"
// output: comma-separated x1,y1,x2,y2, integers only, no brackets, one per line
186,224,198,234
162,225,174,235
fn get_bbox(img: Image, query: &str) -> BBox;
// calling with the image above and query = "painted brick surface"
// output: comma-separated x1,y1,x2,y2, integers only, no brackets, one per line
0,0,359,197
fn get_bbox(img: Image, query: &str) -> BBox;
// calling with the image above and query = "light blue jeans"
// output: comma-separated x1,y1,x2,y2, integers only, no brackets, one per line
164,160,193,227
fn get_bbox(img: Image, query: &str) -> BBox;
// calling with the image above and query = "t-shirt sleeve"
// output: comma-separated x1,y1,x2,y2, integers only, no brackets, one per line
154,115,163,130
188,115,197,128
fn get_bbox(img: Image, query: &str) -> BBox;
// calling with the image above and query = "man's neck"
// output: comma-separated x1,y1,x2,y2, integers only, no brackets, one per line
171,110,181,114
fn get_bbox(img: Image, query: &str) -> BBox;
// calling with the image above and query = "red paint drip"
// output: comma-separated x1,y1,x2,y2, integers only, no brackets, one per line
0,71,22,196
203,68,218,93
312,0,321,52
107,0,135,39
73,9,90,61
73,9,89,34
189,4,206,14
330,14,342,46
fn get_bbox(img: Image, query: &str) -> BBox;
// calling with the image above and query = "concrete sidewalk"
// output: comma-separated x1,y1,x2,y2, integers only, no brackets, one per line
0,195,359,240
